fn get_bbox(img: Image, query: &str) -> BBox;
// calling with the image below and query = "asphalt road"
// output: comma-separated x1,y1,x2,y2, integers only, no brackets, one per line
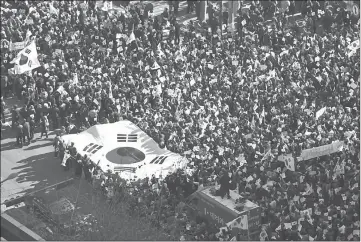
0,96,73,206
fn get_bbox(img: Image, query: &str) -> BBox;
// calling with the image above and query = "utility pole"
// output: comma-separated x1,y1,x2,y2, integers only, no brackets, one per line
220,0,223,39
228,1,234,34
200,0,207,22
228,0,241,35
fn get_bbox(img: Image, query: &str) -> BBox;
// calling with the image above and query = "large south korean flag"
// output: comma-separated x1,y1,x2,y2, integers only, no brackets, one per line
11,40,41,74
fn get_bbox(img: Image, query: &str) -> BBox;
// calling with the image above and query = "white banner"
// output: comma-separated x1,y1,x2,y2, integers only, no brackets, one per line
299,141,344,161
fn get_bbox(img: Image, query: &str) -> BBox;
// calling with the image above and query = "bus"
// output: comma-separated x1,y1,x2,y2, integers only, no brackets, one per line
186,186,261,240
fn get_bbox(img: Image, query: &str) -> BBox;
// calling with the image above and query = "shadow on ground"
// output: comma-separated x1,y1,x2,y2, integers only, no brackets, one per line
0,140,19,152
10,151,72,195
23,142,53,151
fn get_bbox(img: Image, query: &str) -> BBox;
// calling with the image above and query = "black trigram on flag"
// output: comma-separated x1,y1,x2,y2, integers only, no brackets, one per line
128,134,137,142
149,156,168,165
117,134,127,142
83,143,103,154
117,134,138,142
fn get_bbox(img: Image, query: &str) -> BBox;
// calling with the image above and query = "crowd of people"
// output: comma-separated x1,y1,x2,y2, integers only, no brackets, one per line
1,0,360,241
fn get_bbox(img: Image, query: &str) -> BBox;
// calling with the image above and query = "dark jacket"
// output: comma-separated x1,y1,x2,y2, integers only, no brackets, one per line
22,122,31,137
16,124,23,136
220,173,230,188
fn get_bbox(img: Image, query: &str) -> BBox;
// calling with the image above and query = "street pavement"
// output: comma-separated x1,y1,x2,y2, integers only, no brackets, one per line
1,96,73,206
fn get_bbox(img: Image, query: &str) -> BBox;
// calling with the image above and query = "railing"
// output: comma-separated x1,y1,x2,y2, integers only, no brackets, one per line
2,178,75,208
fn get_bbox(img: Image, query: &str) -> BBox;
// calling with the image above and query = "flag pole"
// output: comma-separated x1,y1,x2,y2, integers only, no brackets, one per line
247,223,250,240
246,214,250,240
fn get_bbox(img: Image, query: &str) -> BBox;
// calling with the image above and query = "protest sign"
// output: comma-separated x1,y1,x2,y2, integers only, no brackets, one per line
300,208,312,218
1,39,9,49
315,107,326,120
56,86,68,98
236,153,247,166
266,171,277,178
9,41,25,51
278,154,295,171
26,18,34,25
347,40,359,57
235,66,242,78
299,141,344,161
350,82,357,89
54,49,63,56
80,2,87,9
244,133,252,139
334,163,345,176
99,47,107,52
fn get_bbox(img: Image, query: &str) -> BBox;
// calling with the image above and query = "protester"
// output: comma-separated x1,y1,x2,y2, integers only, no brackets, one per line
15,121,23,147
1,0,359,241
218,168,231,199
22,119,31,145
39,115,49,139
53,133,61,157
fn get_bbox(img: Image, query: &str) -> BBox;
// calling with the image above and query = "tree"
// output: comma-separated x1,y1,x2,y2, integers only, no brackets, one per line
29,179,173,241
